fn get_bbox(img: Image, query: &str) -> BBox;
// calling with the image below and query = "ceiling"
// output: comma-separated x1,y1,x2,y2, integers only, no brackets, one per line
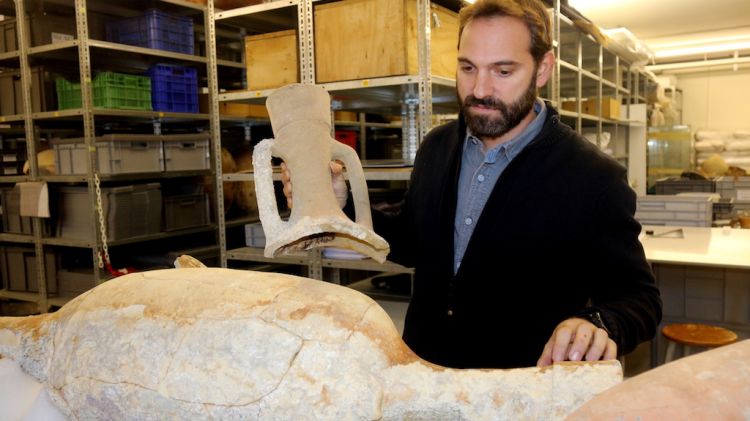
569,0,750,64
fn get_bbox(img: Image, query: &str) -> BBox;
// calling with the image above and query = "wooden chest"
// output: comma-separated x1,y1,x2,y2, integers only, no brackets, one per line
314,0,458,83
244,29,299,90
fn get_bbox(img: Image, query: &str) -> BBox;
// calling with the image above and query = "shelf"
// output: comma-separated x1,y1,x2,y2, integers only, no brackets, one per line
217,59,245,69
226,215,260,228
0,289,40,303
224,167,412,182
41,224,217,248
219,75,458,114
322,258,413,274
0,115,26,123
0,50,19,63
32,108,210,122
88,39,207,69
215,0,298,33
0,175,30,183
43,170,211,183
0,233,36,244
228,246,312,265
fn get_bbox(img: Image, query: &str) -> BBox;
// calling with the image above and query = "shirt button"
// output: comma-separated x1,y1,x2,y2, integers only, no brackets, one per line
477,174,485,182
464,217,473,225
447,310,454,316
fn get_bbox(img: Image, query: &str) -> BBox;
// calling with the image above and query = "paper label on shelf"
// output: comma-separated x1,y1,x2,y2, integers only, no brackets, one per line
51,32,74,44
737,189,750,201
17,182,50,218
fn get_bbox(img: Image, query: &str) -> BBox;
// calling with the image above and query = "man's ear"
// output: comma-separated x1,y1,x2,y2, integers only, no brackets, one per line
535,51,556,88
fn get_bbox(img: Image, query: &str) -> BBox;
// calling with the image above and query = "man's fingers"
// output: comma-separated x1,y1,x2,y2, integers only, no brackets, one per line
604,339,618,360
584,328,609,361
567,325,594,362
551,326,574,363
537,340,553,367
280,162,293,208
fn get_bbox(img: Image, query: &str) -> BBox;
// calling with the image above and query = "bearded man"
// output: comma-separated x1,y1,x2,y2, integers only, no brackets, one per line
282,0,662,369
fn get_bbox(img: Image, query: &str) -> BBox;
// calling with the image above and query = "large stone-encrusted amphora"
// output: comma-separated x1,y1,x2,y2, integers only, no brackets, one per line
252,84,390,262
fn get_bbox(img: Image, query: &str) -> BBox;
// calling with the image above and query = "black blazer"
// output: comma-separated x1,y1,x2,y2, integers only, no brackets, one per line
374,106,662,369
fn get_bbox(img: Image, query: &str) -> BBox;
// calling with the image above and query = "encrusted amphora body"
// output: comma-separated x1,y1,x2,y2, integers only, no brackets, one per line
0,268,622,420
253,84,389,262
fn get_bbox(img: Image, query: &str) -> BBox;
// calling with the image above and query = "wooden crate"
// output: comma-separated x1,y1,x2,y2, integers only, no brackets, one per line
244,29,299,90
199,93,270,118
314,0,458,83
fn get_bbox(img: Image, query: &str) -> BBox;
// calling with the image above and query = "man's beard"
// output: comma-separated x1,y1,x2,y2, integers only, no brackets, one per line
460,75,538,139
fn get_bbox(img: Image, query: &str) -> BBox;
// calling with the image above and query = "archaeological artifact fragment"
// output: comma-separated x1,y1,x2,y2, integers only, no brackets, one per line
0,268,621,419
253,83,390,263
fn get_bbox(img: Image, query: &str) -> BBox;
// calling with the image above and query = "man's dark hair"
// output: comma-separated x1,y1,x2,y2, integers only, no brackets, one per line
458,0,553,64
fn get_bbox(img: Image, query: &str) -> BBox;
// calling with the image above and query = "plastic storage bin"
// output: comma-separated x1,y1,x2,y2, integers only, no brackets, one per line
52,134,163,175
0,246,57,293
148,64,199,112
635,195,713,227
655,177,715,195
163,193,210,231
162,133,210,171
106,9,194,55
56,183,162,241
56,72,152,111
1,186,32,234
0,186,52,235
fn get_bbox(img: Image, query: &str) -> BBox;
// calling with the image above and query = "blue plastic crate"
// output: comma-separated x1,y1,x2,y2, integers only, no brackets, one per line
106,9,194,55
148,64,198,113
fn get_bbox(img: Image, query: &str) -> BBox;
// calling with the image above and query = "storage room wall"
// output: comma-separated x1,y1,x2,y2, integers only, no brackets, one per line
677,67,750,131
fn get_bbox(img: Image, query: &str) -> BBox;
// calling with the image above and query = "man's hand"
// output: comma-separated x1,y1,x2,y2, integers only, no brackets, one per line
536,317,617,367
280,161,347,209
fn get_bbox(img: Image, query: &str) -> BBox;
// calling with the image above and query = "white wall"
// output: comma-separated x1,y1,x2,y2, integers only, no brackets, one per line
677,67,750,131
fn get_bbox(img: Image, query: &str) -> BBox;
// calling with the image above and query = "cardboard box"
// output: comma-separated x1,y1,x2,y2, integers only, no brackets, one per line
583,96,620,120
561,97,620,120
244,29,298,90
198,93,270,118
314,0,458,83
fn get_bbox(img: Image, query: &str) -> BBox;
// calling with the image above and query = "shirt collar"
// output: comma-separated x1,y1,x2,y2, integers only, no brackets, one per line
465,99,547,163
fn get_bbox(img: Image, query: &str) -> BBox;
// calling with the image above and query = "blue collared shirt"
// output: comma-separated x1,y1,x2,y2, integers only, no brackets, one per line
453,99,547,274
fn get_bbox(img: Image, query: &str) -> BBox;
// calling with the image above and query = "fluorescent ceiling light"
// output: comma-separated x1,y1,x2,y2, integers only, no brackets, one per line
655,41,750,58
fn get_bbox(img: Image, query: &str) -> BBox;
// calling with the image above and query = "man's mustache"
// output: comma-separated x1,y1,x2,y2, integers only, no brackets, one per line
462,95,504,110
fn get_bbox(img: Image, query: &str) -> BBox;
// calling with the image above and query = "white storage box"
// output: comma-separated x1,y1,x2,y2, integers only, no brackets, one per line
162,133,210,171
52,134,163,175
245,222,265,248
636,195,713,227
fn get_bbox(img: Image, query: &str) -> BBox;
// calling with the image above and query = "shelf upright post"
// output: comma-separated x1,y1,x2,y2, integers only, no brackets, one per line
73,0,103,286
415,0,432,155
551,0,560,106
14,0,47,310
575,32,583,132
206,0,227,267
596,44,603,147
298,0,315,85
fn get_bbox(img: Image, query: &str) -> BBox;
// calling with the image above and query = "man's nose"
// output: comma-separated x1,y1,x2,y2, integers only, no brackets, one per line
472,70,494,99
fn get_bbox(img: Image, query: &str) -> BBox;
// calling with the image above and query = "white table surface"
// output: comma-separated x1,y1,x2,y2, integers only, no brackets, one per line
0,359,65,420
640,226,750,269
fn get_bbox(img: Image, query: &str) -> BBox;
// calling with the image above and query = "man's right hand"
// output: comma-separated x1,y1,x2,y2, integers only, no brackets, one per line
280,161,348,209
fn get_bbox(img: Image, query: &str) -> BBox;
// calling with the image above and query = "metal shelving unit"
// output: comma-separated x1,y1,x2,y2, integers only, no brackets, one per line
0,0,222,310
203,0,656,283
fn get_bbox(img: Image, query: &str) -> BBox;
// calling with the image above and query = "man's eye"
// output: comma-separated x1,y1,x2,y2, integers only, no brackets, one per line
498,69,512,76
460,65,474,72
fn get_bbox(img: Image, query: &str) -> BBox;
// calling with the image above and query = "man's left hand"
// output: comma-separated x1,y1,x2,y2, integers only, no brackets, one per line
536,318,617,367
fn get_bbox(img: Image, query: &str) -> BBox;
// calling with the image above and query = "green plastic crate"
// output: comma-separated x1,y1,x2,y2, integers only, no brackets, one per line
56,72,152,111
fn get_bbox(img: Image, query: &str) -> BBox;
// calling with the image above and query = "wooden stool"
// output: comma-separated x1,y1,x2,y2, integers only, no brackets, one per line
662,323,738,363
